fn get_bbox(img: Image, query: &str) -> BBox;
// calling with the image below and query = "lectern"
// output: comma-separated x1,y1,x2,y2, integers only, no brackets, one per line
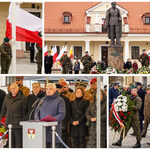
20,121,58,148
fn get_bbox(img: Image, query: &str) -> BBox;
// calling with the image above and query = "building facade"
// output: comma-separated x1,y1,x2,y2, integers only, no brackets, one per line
45,2,150,70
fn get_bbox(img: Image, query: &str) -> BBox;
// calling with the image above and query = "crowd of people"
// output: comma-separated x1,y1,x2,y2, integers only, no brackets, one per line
0,76,107,148
109,82,150,148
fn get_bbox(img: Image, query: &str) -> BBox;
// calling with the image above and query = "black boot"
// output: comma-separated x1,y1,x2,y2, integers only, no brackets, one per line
112,139,122,147
147,143,150,145
133,142,141,148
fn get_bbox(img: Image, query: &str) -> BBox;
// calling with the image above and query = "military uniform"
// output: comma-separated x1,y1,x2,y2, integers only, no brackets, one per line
19,85,30,97
113,95,142,147
0,42,12,74
36,43,42,74
60,55,70,74
81,55,92,74
138,53,149,67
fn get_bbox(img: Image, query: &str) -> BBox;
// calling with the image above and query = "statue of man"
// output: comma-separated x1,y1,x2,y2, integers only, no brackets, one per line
106,2,122,46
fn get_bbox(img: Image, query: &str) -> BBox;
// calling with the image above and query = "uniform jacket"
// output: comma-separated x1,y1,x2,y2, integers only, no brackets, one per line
19,85,30,97
0,90,27,128
144,93,150,123
81,55,92,67
35,43,42,64
0,42,12,57
60,55,70,67
138,53,149,67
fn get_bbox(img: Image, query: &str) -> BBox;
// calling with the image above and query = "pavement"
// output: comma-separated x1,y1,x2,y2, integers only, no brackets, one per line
109,125,150,148
0,52,37,74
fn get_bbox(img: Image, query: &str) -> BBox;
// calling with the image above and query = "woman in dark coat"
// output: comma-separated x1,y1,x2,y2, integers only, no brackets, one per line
74,59,80,74
86,90,107,148
70,88,89,148
0,83,27,148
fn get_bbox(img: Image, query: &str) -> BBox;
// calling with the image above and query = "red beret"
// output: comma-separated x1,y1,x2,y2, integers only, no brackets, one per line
90,78,97,84
61,81,67,86
15,76,24,80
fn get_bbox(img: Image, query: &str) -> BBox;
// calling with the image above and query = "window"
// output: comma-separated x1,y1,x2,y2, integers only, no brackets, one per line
50,46,60,55
131,46,139,59
141,13,150,25
64,16,70,23
74,46,82,59
145,17,150,24
142,77,147,86
62,12,72,24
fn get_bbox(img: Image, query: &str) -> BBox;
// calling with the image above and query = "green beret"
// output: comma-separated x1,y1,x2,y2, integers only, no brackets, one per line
142,49,146,52
4,37,9,42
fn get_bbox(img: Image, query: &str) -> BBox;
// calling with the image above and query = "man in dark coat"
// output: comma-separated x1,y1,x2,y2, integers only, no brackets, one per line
0,83,27,148
0,37,12,74
126,59,132,70
26,82,45,120
105,2,122,46
29,42,35,63
44,50,53,74
136,82,146,133
0,89,6,113
56,84,71,147
109,83,119,109
35,83,65,148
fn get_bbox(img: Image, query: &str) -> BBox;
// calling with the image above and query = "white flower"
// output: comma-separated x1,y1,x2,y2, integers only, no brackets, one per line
117,102,122,106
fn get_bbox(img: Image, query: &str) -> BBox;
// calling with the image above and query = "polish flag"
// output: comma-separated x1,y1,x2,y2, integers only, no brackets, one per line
56,45,67,66
6,3,42,47
69,46,74,59
44,45,48,57
51,46,58,63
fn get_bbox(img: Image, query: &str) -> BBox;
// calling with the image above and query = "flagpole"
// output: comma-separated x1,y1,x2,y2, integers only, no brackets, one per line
11,2,16,74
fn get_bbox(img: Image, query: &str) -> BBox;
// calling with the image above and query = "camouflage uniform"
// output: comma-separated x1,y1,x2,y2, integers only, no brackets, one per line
138,53,149,67
120,95,142,142
84,89,97,103
19,85,30,97
60,55,70,74
36,43,42,74
0,42,12,74
81,55,92,74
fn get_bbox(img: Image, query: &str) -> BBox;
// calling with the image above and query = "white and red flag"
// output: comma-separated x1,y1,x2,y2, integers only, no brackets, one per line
6,3,42,47
51,46,58,63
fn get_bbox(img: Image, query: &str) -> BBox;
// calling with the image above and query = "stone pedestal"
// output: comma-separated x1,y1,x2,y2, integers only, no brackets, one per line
108,46,123,71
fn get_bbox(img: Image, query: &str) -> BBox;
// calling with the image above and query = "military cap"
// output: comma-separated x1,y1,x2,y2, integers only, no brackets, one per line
15,76,24,80
113,83,119,86
130,85,137,89
142,49,146,52
147,84,150,87
111,2,116,5
75,81,87,87
90,78,97,84
56,83,61,89
38,32,42,37
4,37,9,42
85,51,88,53
136,82,142,86
61,81,67,86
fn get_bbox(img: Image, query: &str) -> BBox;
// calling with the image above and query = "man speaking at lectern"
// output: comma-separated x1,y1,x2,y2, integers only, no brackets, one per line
35,83,66,148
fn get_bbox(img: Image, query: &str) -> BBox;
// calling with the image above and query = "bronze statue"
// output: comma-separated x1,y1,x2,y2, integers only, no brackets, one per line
106,2,122,46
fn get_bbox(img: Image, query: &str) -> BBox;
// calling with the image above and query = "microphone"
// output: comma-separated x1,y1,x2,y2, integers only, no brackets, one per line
34,97,45,120
29,98,40,121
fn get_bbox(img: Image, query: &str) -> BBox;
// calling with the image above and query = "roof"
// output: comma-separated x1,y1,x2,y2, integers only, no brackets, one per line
44,2,150,34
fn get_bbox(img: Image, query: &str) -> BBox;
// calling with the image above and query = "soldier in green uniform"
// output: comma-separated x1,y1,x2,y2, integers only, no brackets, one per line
112,86,142,148
35,32,42,74
81,51,92,74
60,51,70,74
0,37,12,74
138,49,149,67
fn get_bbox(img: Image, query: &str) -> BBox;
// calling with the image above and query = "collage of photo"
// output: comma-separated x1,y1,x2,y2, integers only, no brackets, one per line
0,0,150,149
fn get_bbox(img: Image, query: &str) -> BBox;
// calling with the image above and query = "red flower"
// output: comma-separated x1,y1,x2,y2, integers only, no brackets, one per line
5,134,8,139
0,133,3,136
128,112,130,114
123,116,126,119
